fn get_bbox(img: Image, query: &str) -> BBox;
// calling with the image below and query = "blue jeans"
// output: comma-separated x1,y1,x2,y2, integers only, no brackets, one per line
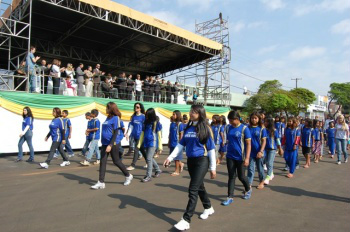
86,140,100,160
29,72,37,93
18,130,34,160
56,138,74,155
247,156,265,185
81,139,91,156
265,150,276,176
145,147,161,178
336,138,348,162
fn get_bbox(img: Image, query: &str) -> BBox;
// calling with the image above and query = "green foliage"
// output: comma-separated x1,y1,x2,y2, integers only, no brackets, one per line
258,80,282,94
290,88,316,115
328,82,350,116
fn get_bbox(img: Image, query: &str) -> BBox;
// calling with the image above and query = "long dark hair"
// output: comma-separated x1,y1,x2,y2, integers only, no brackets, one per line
53,107,61,118
211,115,220,126
173,110,183,124
249,111,263,127
265,118,275,137
145,108,158,130
23,106,34,119
106,102,122,118
186,105,210,145
133,102,145,116
228,110,240,120
220,115,227,126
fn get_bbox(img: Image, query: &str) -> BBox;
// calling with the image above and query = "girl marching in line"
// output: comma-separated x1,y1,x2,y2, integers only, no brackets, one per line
211,115,224,165
312,120,323,163
136,108,163,182
282,118,300,178
39,108,70,169
164,105,216,231
168,110,185,176
221,111,252,206
126,103,146,171
17,107,35,162
264,118,283,185
91,102,133,189
326,121,336,159
301,119,313,168
247,112,267,189
217,115,227,165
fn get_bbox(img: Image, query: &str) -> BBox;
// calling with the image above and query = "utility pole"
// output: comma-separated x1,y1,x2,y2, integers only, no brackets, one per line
291,78,302,89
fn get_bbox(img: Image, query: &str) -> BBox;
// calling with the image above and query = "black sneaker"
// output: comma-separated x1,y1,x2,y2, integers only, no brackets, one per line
142,176,152,182
153,170,162,178
26,159,34,163
15,159,22,162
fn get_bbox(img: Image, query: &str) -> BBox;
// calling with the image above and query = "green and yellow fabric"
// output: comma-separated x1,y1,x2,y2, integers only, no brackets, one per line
0,91,230,121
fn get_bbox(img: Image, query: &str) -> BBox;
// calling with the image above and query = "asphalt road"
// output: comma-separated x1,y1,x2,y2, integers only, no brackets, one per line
0,148,349,232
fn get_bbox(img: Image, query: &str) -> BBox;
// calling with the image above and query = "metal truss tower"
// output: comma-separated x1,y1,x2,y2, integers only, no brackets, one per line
177,14,231,107
0,0,32,90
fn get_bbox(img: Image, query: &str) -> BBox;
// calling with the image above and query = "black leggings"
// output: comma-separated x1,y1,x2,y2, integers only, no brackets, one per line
183,156,211,223
226,158,250,198
99,144,129,183
46,141,68,164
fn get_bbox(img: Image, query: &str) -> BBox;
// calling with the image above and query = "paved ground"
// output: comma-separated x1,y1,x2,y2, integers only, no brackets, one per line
0,148,349,232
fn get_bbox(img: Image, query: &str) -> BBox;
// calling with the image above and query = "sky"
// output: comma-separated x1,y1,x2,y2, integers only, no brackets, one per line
112,0,350,96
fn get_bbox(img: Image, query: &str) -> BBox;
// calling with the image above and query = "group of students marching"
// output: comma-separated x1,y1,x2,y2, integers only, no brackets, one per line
16,103,349,231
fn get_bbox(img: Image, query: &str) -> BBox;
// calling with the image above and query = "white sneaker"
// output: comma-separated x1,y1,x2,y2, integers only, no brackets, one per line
80,160,90,166
68,154,75,158
270,173,274,180
91,181,105,190
199,207,214,220
263,164,267,171
126,166,135,171
124,174,133,186
53,154,59,159
93,160,100,165
283,166,289,171
174,218,190,231
345,158,348,163
60,161,70,167
143,164,148,168
39,162,49,169
337,161,341,165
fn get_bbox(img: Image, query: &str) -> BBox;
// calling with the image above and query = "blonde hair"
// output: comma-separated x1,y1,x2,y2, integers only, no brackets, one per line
337,115,347,130
66,63,74,71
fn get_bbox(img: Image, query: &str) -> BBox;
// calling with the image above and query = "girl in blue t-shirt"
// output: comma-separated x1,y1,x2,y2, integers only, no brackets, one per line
164,105,216,231
312,120,323,163
218,115,227,164
211,115,222,165
326,121,336,158
168,110,185,176
300,119,313,168
39,108,69,169
126,102,145,171
222,111,252,206
264,118,283,185
247,112,267,190
91,102,133,189
136,108,163,182
282,117,300,178
17,107,35,162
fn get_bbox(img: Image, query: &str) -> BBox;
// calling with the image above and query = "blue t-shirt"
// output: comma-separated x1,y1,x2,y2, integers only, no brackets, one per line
226,124,251,161
49,118,65,142
312,128,322,141
22,116,33,131
143,121,162,148
179,126,215,158
169,122,184,148
117,120,125,144
301,127,313,147
211,124,221,145
284,128,300,151
63,118,71,138
326,128,336,139
219,125,225,144
88,118,100,140
193,94,198,100
130,114,145,140
249,126,267,158
26,53,35,70
265,129,280,150
101,116,121,146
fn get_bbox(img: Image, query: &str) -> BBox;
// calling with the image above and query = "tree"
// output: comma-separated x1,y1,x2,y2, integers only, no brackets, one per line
328,82,350,118
290,88,316,115
258,80,282,94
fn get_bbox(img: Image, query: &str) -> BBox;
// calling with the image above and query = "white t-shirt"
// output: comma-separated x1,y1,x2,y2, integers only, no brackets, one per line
335,123,349,139
135,79,142,92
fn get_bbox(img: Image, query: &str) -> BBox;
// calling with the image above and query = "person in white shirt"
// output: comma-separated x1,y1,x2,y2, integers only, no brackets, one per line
335,115,349,164
135,74,142,101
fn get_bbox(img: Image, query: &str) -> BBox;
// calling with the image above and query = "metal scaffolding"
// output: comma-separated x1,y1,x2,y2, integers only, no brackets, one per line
0,0,31,90
177,14,231,107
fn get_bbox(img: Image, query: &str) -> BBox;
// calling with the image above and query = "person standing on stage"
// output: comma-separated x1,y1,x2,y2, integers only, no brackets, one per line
166,81,172,103
16,107,35,162
154,76,160,103
173,82,180,104
39,108,70,169
160,79,167,103
26,46,40,93
126,74,134,100
119,73,127,100
163,105,216,231
91,102,133,189
135,74,142,101
149,77,155,102
75,63,85,96
92,64,105,97
143,76,150,102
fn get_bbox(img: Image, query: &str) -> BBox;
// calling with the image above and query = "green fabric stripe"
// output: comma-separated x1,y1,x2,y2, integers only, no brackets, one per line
0,91,229,113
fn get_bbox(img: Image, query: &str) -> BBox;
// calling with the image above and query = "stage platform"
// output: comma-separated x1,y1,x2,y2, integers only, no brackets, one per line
0,91,229,153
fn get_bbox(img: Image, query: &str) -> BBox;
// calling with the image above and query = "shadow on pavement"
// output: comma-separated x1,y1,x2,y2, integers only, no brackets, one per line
108,193,182,227
268,186,350,203
57,173,96,186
